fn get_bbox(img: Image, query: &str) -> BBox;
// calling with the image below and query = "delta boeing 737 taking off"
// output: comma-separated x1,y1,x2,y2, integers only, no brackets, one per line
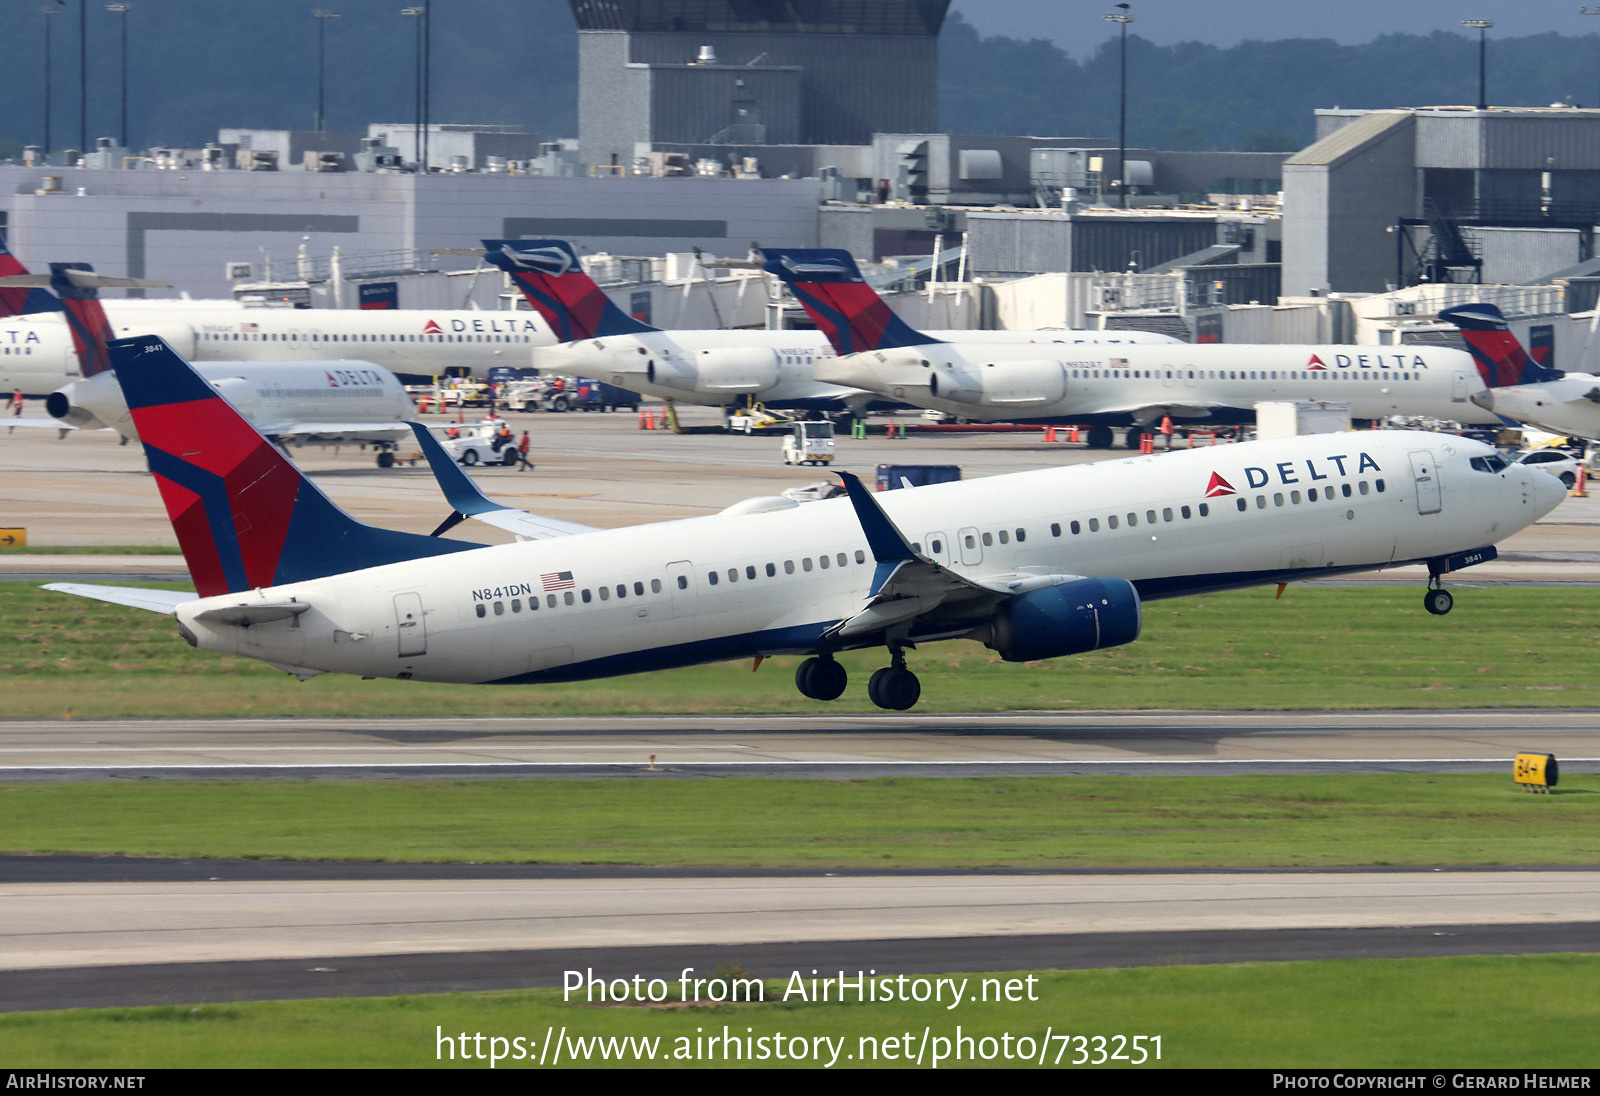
44,334,1563,710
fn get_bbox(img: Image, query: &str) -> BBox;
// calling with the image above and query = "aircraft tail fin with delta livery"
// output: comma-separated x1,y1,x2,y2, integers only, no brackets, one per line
760,247,939,356
48,263,118,377
480,238,655,342
107,335,481,598
1439,302,1564,388
0,233,64,320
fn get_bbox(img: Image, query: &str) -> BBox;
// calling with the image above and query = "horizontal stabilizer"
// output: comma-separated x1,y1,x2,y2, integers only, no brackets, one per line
41,583,193,615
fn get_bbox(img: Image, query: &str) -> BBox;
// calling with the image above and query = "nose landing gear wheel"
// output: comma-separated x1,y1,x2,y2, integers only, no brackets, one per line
867,666,921,711
1423,588,1454,616
795,656,847,701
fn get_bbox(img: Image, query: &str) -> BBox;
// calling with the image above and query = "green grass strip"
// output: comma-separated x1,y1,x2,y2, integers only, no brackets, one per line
4,957,1598,1068
7,584,1600,716
2,775,1594,866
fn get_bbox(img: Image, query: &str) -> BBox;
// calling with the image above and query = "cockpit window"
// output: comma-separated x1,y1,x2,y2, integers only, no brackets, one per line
1470,455,1508,473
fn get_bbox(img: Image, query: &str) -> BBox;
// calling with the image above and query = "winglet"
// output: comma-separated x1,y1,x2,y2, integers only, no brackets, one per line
406,421,511,535
760,247,939,355
836,469,923,596
481,238,656,341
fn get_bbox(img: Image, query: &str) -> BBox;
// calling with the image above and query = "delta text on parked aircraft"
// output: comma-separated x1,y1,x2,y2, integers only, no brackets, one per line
761,248,1498,448
483,238,1179,413
44,333,1564,711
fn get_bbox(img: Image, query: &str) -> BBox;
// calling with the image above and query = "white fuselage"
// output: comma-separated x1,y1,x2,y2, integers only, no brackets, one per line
173,431,1562,685
815,342,1496,426
1,305,555,395
1473,375,1600,441
528,328,1181,409
51,360,418,442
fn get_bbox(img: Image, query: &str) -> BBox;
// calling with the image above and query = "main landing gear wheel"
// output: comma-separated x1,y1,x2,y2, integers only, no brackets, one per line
867,666,921,711
795,656,847,701
1085,425,1114,450
1124,427,1142,449
1423,588,1454,616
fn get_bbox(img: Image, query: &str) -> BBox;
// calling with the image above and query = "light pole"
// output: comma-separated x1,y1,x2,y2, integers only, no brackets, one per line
313,9,339,134
402,7,424,169
78,0,87,155
42,3,62,155
1104,3,1132,208
1462,19,1492,111
106,4,130,149
1582,7,1600,106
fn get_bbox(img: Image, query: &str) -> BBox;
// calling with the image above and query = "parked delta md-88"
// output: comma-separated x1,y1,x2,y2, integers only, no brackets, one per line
483,238,1179,412
761,248,1498,447
44,334,1563,711
1442,302,1600,443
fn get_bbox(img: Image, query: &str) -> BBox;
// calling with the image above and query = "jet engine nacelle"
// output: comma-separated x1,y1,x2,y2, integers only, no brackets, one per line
692,347,781,394
44,380,109,431
979,576,1142,663
930,359,1065,407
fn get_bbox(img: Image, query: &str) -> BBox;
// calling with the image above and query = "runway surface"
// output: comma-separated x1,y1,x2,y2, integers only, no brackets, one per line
3,867,1596,1012
3,710,1597,779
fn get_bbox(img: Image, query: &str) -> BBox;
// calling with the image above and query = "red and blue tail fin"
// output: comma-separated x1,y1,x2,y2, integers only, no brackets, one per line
1439,303,1563,387
760,247,938,355
49,264,118,377
109,335,481,598
481,239,655,342
0,233,65,319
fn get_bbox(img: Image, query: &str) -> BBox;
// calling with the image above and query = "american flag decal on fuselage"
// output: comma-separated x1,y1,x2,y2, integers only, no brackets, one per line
542,571,575,591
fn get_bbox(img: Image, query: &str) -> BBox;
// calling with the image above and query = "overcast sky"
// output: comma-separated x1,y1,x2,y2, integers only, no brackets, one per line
951,1,1595,53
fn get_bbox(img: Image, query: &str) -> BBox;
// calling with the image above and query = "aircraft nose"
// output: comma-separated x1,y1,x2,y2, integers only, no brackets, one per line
1469,390,1494,411
1531,464,1568,515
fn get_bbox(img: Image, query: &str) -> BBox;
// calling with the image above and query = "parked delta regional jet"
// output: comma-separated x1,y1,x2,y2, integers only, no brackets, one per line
45,334,1563,711
484,238,1177,412
762,248,1498,447
1442,302,1600,442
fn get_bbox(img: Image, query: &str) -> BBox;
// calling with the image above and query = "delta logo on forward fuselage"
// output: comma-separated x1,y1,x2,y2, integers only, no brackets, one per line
325,367,387,388
411,317,542,336
1306,353,1433,371
1217,451,1384,494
